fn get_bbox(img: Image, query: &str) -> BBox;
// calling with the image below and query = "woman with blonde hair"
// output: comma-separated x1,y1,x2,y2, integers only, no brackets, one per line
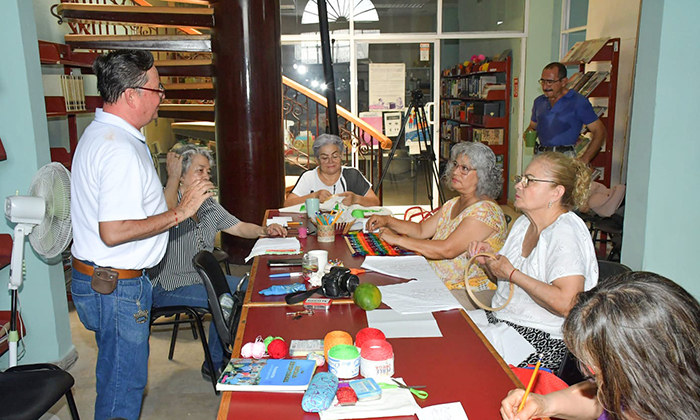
500,271,700,420
468,152,598,371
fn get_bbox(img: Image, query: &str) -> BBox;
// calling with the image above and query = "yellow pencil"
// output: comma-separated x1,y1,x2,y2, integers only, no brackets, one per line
518,354,543,412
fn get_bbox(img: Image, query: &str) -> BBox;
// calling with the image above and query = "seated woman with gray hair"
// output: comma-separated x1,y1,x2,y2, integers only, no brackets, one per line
149,145,286,380
284,134,381,207
366,142,508,310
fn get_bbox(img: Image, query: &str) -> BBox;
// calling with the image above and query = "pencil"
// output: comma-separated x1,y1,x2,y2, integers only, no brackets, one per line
518,354,543,412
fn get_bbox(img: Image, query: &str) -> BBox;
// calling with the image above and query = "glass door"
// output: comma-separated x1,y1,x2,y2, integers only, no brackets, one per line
355,41,437,207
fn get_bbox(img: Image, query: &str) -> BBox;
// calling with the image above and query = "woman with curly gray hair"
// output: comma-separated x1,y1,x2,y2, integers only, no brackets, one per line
367,142,507,309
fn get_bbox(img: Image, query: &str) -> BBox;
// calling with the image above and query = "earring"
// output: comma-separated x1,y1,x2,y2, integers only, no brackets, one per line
548,201,553,209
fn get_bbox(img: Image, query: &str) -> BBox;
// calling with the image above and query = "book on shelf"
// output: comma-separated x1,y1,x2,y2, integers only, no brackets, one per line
565,72,584,90
562,38,610,63
216,358,317,392
578,71,609,97
572,71,595,92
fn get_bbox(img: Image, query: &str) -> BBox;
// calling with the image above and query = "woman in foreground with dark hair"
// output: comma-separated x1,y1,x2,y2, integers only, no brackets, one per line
500,271,700,420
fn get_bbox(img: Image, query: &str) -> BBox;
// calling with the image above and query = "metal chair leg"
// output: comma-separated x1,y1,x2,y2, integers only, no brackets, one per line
65,389,81,420
168,313,181,360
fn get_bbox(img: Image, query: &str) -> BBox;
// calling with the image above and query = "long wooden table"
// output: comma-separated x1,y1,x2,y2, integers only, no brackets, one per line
217,210,523,419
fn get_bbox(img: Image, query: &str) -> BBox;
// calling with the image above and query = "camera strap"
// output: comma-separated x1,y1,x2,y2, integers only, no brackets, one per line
285,287,322,305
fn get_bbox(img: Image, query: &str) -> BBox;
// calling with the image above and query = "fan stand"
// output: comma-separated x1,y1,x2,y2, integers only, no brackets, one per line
466,253,514,312
7,223,34,367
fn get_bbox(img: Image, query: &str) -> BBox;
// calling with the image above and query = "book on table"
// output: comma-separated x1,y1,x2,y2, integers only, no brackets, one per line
216,358,317,392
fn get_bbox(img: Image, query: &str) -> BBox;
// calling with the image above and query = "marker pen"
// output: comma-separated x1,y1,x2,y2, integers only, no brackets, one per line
269,272,303,279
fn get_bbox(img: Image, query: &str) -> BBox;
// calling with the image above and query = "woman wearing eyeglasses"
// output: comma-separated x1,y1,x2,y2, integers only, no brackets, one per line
284,134,381,207
468,152,598,371
366,142,508,310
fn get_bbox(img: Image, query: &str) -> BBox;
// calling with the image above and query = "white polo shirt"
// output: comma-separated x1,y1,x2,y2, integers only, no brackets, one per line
71,109,168,270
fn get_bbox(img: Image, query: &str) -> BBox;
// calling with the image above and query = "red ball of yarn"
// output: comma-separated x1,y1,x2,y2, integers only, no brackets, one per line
336,387,358,405
267,338,289,359
355,327,386,348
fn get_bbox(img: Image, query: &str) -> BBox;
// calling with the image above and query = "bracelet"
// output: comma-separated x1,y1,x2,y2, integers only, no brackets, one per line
173,210,179,225
509,268,518,282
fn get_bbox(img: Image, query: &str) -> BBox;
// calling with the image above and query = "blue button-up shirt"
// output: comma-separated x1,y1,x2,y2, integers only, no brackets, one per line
531,90,599,146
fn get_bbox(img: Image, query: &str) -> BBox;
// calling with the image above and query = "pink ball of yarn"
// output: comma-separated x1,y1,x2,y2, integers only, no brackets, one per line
355,327,386,348
361,339,393,361
267,338,289,359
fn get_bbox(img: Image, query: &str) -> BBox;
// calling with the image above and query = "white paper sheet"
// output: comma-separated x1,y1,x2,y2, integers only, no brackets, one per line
466,310,536,365
244,237,301,263
278,203,304,213
319,377,420,420
366,309,442,338
417,402,469,420
378,280,463,314
361,256,441,282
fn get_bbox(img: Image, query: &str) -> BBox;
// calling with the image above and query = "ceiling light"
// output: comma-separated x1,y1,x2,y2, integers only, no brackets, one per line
297,64,308,74
311,80,319,87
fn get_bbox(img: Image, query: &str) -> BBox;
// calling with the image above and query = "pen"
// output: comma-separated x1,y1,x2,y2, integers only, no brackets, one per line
518,353,543,412
269,272,303,279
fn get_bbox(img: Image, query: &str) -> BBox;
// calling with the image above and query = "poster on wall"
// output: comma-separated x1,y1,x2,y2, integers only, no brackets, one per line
369,63,405,110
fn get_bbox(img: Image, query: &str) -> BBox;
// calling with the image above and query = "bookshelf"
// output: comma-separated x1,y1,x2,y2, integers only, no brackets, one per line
439,56,511,204
38,40,102,169
561,38,620,188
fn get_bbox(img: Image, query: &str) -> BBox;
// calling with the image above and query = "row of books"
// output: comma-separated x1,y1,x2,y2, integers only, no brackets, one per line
441,121,504,145
565,71,609,97
440,100,505,122
441,75,505,99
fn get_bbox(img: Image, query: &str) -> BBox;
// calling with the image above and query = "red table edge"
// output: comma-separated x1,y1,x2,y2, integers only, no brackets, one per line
218,306,525,419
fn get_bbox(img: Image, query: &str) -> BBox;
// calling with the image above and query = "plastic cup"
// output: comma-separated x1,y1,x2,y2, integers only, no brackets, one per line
305,198,320,219
302,254,318,280
524,130,537,148
297,227,308,239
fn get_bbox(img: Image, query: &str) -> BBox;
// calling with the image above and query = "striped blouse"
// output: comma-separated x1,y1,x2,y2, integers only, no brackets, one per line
148,197,239,291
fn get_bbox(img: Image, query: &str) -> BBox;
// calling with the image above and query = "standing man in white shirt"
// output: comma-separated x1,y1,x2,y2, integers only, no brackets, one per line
70,50,213,420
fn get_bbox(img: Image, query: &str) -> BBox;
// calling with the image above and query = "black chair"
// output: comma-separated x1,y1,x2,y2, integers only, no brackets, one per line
193,250,245,365
0,363,80,420
557,260,632,385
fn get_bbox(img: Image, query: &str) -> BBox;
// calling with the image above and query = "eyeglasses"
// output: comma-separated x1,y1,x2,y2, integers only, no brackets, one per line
452,160,473,175
539,78,562,86
514,174,558,188
319,153,341,163
134,83,166,99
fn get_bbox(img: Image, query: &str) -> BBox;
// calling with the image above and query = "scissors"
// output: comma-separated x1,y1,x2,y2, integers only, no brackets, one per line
378,379,429,400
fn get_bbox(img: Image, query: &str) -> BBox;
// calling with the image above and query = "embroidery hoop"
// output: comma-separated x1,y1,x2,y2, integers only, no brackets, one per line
466,253,514,311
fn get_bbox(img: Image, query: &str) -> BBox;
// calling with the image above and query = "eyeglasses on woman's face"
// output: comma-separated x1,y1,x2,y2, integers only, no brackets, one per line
513,174,558,188
452,160,473,176
319,152,341,163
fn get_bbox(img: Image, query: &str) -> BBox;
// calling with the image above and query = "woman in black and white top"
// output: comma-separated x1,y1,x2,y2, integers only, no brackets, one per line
149,145,285,379
284,134,381,207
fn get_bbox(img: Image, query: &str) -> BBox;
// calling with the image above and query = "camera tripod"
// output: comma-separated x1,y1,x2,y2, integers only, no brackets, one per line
375,88,445,209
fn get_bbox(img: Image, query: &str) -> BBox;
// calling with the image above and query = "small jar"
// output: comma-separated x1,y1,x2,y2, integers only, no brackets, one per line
302,254,319,281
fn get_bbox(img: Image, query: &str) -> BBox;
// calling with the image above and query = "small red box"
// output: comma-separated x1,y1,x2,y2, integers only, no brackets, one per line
303,298,331,311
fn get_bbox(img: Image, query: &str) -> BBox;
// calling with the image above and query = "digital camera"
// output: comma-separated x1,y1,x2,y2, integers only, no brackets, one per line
321,267,360,298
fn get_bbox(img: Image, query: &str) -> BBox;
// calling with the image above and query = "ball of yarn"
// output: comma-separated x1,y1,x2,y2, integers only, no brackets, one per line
336,387,358,405
267,338,289,359
355,327,386,348
360,339,393,361
307,352,325,367
263,335,284,351
324,330,353,362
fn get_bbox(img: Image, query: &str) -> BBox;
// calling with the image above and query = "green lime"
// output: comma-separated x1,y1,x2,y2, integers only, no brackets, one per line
353,283,382,311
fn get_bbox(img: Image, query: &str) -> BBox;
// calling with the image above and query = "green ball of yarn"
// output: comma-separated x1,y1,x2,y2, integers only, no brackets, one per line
264,335,284,350
328,344,360,360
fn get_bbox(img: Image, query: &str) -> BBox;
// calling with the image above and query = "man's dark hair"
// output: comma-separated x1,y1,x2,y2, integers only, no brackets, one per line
93,50,154,104
544,62,567,80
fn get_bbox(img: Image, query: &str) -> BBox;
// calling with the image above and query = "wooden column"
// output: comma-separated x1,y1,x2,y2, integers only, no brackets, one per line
213,0,283,263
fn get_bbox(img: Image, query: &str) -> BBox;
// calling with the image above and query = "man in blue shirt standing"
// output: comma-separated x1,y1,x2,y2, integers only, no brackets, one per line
526,62,606,164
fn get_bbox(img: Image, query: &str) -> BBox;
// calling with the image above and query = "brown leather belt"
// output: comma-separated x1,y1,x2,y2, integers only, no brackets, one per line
72,257,143,280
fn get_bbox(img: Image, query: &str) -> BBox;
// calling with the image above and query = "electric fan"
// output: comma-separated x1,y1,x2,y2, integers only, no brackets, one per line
4,162,72,367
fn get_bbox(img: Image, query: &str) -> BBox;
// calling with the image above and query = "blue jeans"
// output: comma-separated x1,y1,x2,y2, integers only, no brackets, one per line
152,275,246,371
71,268,152,420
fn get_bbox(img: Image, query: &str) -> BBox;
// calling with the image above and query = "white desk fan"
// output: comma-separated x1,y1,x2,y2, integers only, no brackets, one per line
4,162,72,367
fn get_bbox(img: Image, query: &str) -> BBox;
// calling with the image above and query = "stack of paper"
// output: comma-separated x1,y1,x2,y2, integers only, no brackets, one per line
244,237,301,262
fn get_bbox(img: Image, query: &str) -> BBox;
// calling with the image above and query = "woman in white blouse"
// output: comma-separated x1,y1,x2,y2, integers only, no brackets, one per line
468,152,598,371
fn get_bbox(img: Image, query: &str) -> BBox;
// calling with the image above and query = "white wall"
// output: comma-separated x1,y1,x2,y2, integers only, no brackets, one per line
623,0,700,298
585,0,642,185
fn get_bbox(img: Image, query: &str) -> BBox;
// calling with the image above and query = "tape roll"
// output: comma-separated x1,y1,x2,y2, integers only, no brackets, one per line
360,339,394,378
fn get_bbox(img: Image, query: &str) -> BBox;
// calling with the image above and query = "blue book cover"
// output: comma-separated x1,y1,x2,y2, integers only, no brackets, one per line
216,358,317,392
